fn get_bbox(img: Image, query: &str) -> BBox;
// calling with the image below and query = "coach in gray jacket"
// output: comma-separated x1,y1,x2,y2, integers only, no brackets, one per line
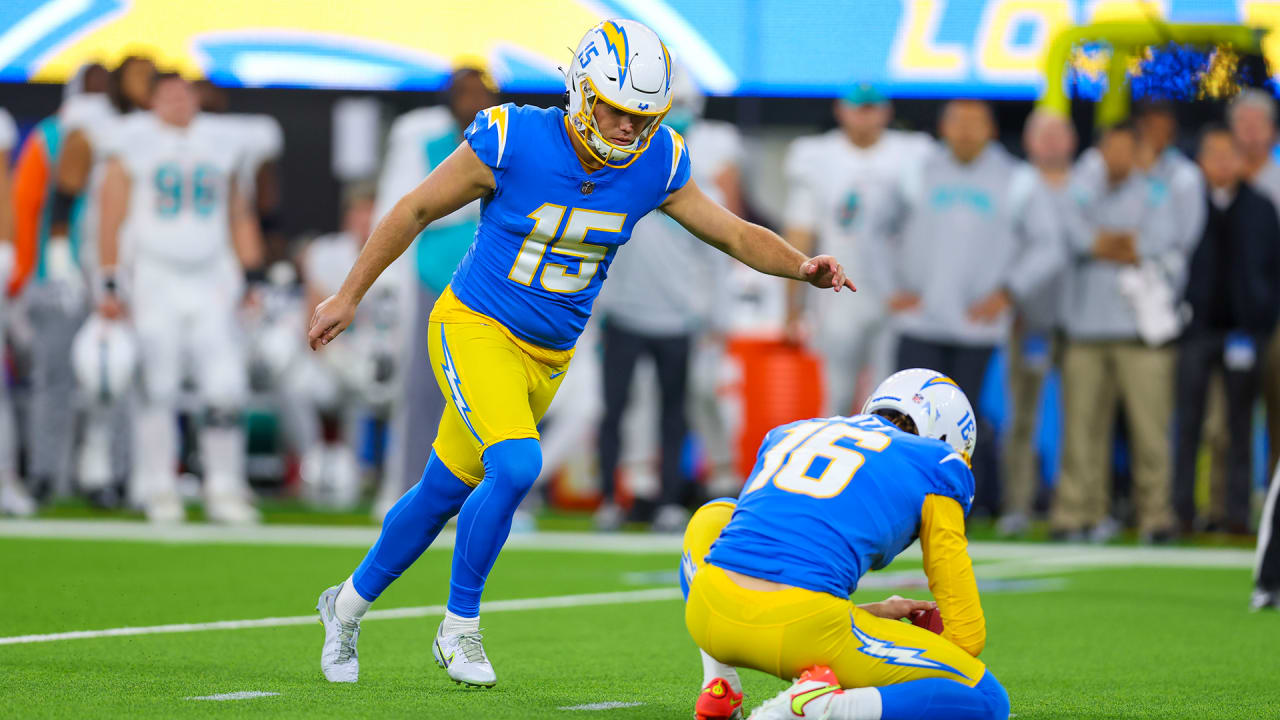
1050,121,1195,543
880,99,1064,517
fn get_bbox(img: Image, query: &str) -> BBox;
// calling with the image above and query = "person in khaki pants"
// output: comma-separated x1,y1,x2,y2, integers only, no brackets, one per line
1051,122,1196,543
998,110,1074,537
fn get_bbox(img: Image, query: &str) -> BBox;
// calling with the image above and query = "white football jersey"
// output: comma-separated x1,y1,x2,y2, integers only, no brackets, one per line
784,128,935,259
109,113,242,267
305,232,358,299
202,113,283,198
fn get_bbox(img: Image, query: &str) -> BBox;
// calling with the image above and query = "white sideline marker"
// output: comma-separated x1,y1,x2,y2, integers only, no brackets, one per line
0,587,682,646
186,691,280,701
559,701,646,711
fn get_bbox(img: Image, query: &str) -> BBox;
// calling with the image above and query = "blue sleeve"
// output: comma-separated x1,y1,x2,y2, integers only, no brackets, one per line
927,448,976,516
662,125,692,195
464,103,516,173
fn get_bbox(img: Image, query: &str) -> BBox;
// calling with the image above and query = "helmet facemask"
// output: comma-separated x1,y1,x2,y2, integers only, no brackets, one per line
568,75,667,169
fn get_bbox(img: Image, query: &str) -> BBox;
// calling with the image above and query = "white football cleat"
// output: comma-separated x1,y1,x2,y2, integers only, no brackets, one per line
1250,588,1279,612
317,584,360,683
205,494,261,525
143,492,185,524
0,475,36,517
749,666,842,720
432,622,497,688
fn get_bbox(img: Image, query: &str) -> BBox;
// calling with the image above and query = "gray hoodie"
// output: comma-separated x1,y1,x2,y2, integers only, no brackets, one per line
877,143,1065,346
1060,151,1196,341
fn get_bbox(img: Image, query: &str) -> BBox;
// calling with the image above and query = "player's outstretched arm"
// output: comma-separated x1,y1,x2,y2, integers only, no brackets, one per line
920,494,986,657
308,142,495,350
661,180,855,292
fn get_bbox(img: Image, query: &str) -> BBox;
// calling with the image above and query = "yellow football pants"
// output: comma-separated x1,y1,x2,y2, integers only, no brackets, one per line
682,501,987,688
427,288,572,486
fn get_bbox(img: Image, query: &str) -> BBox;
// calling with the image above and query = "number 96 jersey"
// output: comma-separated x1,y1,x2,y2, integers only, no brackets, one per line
449,103,692,351
706,414,975,599
108,113,241,268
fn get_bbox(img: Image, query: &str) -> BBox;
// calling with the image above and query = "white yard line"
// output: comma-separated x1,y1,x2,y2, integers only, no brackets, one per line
0,587,682,646
558,701,646,711
0,519,1259,568
186,691,280,701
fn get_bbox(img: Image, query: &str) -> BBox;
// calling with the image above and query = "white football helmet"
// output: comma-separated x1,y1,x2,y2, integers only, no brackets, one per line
862,368,978,463
72,315,138,403
566,19,673,168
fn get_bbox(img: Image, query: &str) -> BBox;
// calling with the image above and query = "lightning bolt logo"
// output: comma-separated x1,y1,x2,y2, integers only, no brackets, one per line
666,126,686,191
439,325,482,443
850,615,969,680
680,550,697,587
484,105,509,167
599,21,630,88
661,40,672,94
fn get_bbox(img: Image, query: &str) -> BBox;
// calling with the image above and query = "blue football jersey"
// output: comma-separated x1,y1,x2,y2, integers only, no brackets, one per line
705,414,975,599
449,103,692,351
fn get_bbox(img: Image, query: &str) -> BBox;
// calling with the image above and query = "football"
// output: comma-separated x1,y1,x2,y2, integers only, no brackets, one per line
909,608,944,635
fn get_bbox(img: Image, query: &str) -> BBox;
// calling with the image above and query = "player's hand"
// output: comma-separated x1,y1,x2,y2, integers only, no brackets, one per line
99,294,127,320
862,594,937,620
967,289,1011,324
887,292,921,314
800,255,856,293
309,293,357,350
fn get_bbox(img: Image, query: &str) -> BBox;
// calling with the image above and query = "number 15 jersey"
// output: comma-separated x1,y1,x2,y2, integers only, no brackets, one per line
450,103,692,351
706,413,975,599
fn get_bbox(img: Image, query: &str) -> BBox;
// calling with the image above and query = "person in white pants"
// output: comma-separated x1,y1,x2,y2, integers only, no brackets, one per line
783,84,934,416
98,73,264,524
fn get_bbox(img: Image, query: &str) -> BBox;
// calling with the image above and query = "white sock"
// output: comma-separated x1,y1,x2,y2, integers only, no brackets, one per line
822,687,882,720
334,576,371,623
441,610,480,636
700,650,742,693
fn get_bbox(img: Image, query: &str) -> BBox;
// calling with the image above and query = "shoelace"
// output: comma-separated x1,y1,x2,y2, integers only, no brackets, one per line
454,631,488,663
336,620,360,663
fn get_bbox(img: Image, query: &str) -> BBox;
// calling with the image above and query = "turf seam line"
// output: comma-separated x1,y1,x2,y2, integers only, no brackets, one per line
0,588,682,646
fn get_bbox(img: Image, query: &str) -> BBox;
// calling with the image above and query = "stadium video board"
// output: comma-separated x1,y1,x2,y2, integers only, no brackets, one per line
2,0,1278,97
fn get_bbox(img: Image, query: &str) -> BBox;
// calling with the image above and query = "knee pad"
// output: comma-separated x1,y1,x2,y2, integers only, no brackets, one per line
482,438,542,495
976,671,1011,720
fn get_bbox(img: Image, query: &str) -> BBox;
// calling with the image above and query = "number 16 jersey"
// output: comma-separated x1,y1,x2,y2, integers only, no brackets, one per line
706,414,975,599
450,103,692,351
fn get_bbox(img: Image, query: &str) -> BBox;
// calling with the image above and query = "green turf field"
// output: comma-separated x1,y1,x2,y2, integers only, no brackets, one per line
1,526,1277,719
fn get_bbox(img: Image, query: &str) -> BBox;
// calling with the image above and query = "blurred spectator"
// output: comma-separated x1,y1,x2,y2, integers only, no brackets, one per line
9,78,100,501
0,105,34,516
99,73,264,523
783,83,933,416
998,109,1076,537
372,65,497,519
1229,90,1280,478
1051,122,1186,543
593,67,744,532
56,58,146,505
881,99,1063,518
288,184,394,509
1132,102,1206,251
1172,126,1279,534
